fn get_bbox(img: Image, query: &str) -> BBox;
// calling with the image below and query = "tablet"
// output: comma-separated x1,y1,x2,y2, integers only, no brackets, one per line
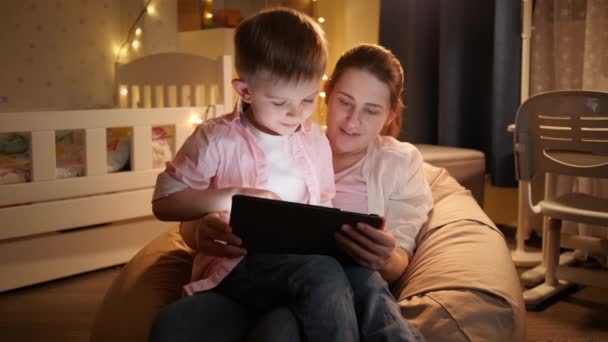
229,194,383,256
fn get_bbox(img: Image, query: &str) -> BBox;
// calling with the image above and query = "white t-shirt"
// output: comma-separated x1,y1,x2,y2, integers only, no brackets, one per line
247,122,309,203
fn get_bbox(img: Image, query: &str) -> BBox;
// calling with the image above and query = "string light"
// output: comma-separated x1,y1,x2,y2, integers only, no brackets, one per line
322,74,328,81
115,0,153,63
319,91,326,98
120,87,129,96
204,12,213,19
317,17,325,23
190,115,203,125
146,4,156,15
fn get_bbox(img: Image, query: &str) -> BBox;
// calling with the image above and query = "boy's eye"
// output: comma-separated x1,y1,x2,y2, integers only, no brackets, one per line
303,98,314,104
272,101,286,106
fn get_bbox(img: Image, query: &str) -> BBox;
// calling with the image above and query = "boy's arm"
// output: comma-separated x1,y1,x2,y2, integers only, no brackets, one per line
153,186,281,222
152,187,236,222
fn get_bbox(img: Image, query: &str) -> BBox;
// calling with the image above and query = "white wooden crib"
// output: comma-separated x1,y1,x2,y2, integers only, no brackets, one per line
0,53,233,292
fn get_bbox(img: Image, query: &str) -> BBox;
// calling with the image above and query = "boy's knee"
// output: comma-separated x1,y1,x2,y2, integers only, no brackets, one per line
291,255,350,290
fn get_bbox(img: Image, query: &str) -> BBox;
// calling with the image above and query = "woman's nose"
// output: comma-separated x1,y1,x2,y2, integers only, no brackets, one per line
345,111,360,128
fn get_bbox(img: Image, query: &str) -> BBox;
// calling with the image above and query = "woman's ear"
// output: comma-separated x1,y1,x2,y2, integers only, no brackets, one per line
232,79,253,103
385,111,397,126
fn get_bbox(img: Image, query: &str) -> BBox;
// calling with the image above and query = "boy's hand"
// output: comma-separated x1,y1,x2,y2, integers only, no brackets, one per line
236,187,281,200
196,212,247,258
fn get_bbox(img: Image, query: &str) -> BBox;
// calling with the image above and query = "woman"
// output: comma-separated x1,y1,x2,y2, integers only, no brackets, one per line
150,44,432,342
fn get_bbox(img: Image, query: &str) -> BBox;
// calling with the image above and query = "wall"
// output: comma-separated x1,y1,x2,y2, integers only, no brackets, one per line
315,0,380,75
0,0,177,112
0,1,121,111
312,0,380,123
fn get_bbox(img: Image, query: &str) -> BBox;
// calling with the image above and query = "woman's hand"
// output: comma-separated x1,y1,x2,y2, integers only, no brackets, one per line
335,223,396,270
193,212,247,258
335,223,410,283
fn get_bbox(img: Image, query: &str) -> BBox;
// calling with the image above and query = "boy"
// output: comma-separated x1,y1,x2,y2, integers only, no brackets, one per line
151,8,358,342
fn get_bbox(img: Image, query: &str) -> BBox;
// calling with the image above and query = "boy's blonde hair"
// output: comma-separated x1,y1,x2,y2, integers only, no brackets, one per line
234,7,327,83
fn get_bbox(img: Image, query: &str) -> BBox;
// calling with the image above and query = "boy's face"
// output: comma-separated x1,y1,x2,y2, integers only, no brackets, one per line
325,68,394,157
234,75,321,135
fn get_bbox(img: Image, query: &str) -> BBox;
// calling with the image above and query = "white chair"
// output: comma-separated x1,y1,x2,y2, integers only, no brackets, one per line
115,53,233,109
514,90,608,308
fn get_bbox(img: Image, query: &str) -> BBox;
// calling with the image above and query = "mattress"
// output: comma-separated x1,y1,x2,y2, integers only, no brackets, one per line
0,127,174,185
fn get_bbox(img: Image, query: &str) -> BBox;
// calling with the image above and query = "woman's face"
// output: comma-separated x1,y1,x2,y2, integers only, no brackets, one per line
326,68,394,157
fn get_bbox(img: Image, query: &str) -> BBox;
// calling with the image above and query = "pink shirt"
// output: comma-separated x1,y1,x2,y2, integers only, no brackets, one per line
361,136,433,256
333,156,368,214
159,103,335,295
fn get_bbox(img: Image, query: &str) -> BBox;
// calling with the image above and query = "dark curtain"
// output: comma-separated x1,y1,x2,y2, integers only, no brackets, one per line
379,0,521,187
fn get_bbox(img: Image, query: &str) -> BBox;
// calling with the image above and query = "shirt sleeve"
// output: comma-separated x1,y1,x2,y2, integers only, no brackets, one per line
162,124,219,191
152,171,189,201
384,145,433,256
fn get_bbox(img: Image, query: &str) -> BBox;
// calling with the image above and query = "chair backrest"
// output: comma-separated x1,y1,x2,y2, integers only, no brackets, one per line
514,90,608,181
115,53,233,109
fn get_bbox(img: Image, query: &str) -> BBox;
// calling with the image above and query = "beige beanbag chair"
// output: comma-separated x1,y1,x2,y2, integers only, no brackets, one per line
91,163,525,341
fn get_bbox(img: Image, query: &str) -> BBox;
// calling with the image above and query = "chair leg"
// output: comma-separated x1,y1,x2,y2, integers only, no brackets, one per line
520,252,576,287
520,216,575,287
523,218,574,309
511,181,542,267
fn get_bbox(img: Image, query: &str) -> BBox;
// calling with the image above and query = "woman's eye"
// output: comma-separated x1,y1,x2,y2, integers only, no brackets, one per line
365,109,380,115
272,101,286,106
303,98,314,104
339,99,353,107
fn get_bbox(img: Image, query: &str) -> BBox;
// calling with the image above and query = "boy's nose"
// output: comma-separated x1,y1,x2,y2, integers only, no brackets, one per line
287,104,304,118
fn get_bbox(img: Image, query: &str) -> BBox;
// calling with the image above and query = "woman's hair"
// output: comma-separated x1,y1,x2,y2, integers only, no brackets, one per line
326,44,404,137
234,7,327,83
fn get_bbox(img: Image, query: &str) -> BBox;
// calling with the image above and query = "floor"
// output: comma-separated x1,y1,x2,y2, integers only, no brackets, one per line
1,227,607,341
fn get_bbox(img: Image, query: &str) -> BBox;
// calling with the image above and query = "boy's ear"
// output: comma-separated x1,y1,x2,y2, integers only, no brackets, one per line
232,79,253,103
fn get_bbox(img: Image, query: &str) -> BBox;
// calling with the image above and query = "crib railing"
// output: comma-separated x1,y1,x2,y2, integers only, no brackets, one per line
0,105,223,291
115,54,233,109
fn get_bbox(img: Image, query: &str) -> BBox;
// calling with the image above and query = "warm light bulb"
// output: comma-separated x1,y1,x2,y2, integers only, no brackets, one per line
204,12,213,19
190,115,203,125
131,39,140,49
319,91,326,98
135,27,142,36
322,74,328,81
120,87,129,96
318,17,325,23
147,5,156,15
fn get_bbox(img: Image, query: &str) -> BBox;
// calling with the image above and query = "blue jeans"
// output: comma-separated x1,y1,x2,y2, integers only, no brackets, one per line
150,255,424,342
248,261,426,342
342,261,425,342
149,292,300,342
214,254,359,342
